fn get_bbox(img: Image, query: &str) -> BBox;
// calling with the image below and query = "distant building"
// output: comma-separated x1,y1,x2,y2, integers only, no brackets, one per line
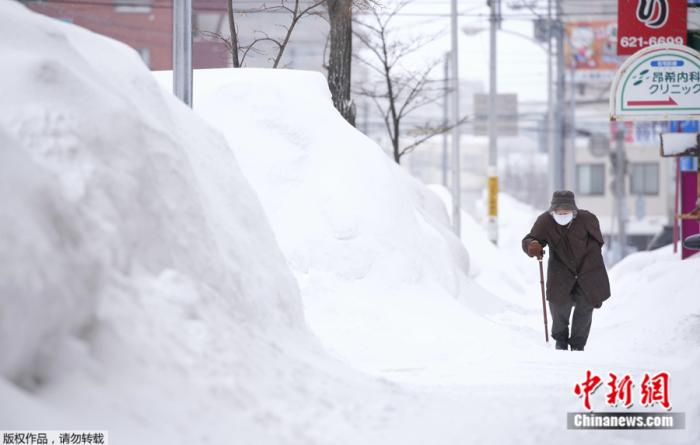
23,0,231,69
22,0,333,71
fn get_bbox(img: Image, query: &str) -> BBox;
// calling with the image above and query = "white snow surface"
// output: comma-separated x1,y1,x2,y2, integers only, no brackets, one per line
159,66,698,443
0,3,472,444
154,68,537,373
2,3,699,443
155,68,471,296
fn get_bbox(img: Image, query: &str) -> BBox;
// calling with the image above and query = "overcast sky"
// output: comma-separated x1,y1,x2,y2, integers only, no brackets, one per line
372,0,553,103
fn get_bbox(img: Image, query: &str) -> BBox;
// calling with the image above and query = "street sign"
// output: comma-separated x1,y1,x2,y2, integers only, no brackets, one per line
610,44,700,121
588,133,611,157
617,0,687,56
473,93,518,136
659,132,700,156
533,18,549,43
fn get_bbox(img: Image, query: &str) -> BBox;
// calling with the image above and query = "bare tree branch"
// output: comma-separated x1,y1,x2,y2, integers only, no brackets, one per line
353,0,461,163
398,116,469,159
206,0,325,68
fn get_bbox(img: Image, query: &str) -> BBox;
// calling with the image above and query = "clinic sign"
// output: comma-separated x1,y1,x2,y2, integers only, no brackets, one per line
610,44,700,121
617,0,687,55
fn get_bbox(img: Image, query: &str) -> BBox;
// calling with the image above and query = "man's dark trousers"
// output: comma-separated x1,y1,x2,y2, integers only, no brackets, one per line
548,282,594,350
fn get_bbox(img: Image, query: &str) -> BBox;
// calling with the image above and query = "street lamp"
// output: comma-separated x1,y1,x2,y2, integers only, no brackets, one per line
449,0,461,236
462,19,563,245
462,1,502,246
487,0,499,246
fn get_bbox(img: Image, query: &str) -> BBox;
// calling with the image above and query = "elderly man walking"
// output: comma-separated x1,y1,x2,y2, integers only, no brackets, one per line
521,191,611,351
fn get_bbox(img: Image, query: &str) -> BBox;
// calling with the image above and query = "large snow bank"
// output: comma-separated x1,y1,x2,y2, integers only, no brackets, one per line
0,0,302,382
0,128,100,382
6,4,698,443
152,68,546,378
155,69,469,295
594,247,700,435
1,4,461,443
430,186,543,305
171,67,699,443
598,245,700,354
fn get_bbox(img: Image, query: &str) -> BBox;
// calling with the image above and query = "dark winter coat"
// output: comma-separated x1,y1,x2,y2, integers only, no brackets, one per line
521,209,611,308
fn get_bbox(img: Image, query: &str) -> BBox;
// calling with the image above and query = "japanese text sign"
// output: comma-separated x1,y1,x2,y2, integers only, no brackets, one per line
610,44,700,121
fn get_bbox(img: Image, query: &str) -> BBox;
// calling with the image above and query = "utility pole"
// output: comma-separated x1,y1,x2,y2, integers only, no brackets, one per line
450,0,461,236
487,0,499,245
614,128,628,262
546,0,555,197
569,45,577,192
553,0,565,191
173,0,193,107
442,52,450,188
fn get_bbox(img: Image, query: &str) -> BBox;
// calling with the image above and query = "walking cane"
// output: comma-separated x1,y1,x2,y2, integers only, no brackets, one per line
538,252,549,343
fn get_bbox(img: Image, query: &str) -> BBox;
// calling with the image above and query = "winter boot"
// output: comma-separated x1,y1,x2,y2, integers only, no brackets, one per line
570,345,584,351
555,339,569,350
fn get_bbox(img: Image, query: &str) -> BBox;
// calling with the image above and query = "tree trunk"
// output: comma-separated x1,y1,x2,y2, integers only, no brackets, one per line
392,119,401,163
326,0,355,126
227,0,240,67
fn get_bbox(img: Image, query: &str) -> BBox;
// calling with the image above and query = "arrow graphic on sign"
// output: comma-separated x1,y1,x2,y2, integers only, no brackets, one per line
626,97,678,106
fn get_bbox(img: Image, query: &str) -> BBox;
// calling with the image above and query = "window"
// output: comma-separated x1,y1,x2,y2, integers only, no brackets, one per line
576,163,605,196
115,0,151,13
630,162,659,195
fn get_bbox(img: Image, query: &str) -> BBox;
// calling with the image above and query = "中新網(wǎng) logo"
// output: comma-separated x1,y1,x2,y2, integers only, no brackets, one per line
636,0,669,29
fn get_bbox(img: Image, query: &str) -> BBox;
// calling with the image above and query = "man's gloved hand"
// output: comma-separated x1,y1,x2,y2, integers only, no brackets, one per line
527,240,544,258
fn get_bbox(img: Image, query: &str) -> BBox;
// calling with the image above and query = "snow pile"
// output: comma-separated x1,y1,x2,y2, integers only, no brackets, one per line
152,69,547,377
4,4,698,443
0,128,100,383
594,247,700,435
155,68,469,296
0,4,442,443
597,245,700,354
430,185,543,306
0,0,303,379
152,66,698,442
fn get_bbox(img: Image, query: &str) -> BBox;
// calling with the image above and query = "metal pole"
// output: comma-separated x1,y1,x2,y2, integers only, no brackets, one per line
569,44,577,192
173,0,193,107
547,0,555,197
450,0,461,236
487,0,499,245
442,52,450,188
615,128,627,261
554,0,565,191
673,157,680,253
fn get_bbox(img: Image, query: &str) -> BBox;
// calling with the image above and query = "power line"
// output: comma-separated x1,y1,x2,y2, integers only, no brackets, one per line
27,0,625,17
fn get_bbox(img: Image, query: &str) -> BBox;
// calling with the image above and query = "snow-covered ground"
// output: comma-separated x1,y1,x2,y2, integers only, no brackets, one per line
163,67,699,443
0,3,472,443
2,3,699,444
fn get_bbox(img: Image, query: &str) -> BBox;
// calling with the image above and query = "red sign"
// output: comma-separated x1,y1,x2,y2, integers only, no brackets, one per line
617,0,687,55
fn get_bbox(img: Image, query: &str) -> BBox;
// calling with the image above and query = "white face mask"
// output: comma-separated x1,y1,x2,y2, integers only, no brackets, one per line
551,211,573,226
